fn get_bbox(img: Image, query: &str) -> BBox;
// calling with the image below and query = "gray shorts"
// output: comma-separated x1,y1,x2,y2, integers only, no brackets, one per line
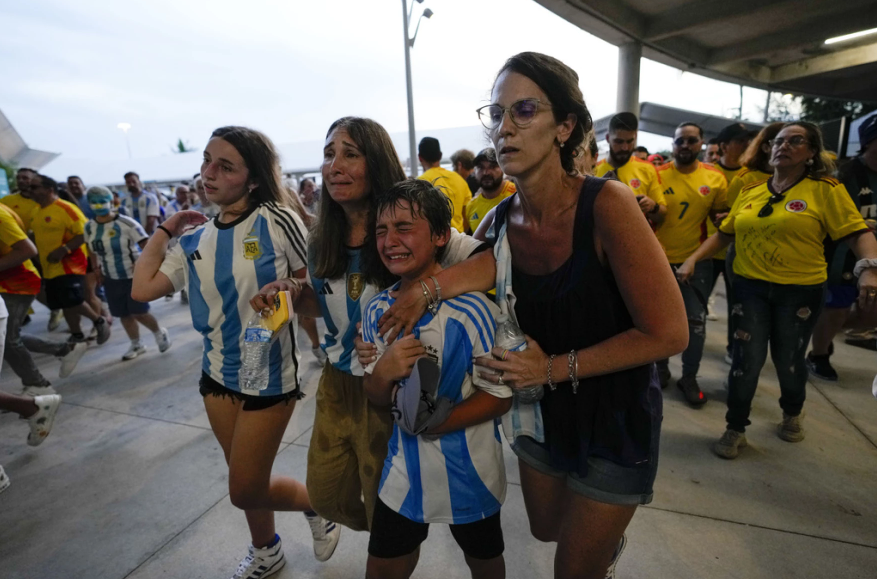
512,432,659,506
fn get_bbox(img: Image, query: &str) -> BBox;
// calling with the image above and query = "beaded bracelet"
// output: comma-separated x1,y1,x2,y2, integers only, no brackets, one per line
547,354,557,391
568,351,580,394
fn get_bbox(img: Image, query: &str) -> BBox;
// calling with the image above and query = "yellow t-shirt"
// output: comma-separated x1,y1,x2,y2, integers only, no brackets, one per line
594,157,666,207
0,204,41,295
719,176,868,285
31,199,89,279
0,193,40,233
419,167,472,233
465,180,516,234
655,161,729,263
727,168,770,207
704,162,742,260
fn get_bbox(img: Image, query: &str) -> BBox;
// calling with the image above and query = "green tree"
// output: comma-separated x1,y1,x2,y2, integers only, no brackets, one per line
0,159,17,191
800,97,877,124
171,138,195,154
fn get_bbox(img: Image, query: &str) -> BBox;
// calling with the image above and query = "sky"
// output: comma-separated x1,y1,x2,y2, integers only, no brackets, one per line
1,0,773,164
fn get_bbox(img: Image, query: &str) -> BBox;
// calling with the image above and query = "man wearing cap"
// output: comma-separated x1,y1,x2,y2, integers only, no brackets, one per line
417,137,472,233
595,112,667,226
808,113,877,379
464,148,516,234
450,149,480,194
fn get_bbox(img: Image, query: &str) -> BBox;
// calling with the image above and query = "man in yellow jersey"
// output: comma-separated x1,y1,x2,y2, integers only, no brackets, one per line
655,122,729,405
464,148,516,234
417,137,471,233
708,124,753,357
595,113,667,226
0,204,87,393
1,168,41,233
29,175,111,345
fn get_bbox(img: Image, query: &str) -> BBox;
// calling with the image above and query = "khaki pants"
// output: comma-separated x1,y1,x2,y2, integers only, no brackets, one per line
306,362,393,531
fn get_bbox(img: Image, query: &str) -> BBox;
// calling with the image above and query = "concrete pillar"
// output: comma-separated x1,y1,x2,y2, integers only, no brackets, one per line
617,42,642,116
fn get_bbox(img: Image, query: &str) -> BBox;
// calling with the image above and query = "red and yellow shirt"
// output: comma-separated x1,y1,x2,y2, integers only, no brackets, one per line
595,156,666,207
719,176,868,285
0,204,41,295
655,161,729,263
31,199,88,279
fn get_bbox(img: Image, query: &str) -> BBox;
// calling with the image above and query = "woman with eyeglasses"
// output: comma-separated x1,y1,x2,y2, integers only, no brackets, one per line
469,52,687,578
676,121,877,459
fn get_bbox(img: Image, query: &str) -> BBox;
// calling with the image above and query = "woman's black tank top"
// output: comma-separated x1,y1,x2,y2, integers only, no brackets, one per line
494,177,662,475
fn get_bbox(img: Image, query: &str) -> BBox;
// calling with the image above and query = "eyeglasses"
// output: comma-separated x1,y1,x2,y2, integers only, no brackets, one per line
476,98,552,130
758,193,785,218
768,136,808,149
673,137,700,147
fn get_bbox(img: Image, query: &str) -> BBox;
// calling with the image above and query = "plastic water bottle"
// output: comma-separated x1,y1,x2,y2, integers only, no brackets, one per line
495,314,543,404
239,313,273,391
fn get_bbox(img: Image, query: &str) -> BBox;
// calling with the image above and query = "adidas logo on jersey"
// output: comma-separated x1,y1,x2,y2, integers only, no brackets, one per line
188,250,203,261
664,187,675,196
319,284,333,295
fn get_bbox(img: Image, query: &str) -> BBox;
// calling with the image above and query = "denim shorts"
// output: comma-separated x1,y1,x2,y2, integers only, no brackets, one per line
512,426,660,506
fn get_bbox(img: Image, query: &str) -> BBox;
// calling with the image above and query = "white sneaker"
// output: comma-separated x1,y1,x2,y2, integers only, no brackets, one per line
59,342,87,378
231,538,285,579
122,343,147,361
155,328,172,353
605,533,627,579
26,394,62,447
0,465,9,494
47,309,64,332
312,347,327,366
305,512,340,562
22,385,57,397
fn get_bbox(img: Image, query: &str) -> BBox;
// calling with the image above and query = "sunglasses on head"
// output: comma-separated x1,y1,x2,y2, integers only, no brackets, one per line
674,136,700,147
476,98,552,130
758,193,785,218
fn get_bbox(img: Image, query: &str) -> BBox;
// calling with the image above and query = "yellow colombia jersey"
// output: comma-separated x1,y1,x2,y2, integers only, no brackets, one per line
465,180,516,234
655,161,728,263
0,204,41,295
705,162,742,259
727,167,770,207
0,193,40,233
719,176,868,285
419,167,472,233
594,157,666,206
32,199,89,279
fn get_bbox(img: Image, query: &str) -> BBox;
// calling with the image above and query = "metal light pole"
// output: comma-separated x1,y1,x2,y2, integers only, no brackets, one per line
401,0,432,178
117,122,132,159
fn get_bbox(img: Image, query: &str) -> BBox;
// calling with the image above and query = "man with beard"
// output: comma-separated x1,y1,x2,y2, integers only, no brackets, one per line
1,168,40,233
595,112,667,226
463,148,516,234
705,139,721,164
656,123,729,404
120,172,160,234
67,176,95,220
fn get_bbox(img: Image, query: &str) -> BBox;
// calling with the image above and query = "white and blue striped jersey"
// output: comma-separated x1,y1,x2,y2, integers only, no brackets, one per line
165,199,186,220
121,192,160,230
83,215,148,280
363,286,511,524
159,202,308,395
310,230,485,377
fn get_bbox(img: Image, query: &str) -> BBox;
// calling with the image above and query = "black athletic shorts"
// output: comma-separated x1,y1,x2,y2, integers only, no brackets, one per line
368,498,504,560
44,274,86,310
198,372,300,411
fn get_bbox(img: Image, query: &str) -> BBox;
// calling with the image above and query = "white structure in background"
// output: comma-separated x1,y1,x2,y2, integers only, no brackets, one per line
0,109,59,170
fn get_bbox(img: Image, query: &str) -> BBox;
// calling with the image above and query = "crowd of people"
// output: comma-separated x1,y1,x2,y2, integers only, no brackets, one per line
2,50,876,579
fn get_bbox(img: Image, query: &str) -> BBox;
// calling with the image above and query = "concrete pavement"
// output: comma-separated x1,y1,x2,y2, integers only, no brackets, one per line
2,292,877,578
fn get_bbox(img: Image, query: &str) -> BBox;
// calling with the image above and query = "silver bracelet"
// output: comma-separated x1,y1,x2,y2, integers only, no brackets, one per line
430,275,441,303
853,258,877,278
547,354,557,391
568,351,579,394
421,279,439,315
